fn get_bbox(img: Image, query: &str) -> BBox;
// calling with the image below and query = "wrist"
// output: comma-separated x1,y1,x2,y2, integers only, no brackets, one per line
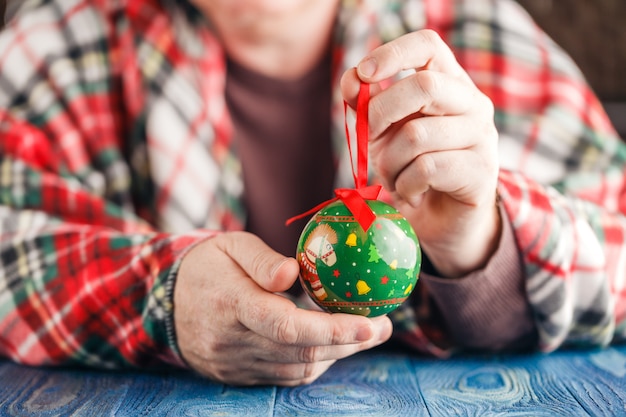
424,195,502,278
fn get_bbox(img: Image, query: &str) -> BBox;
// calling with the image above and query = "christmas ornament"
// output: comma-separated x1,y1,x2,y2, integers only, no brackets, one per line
287,83,421,317
295,199,420,317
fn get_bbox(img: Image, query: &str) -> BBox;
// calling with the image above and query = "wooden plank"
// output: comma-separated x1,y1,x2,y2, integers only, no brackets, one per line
0,346,624,415
275,353,428,416
0,363,276,416
413,347,626,416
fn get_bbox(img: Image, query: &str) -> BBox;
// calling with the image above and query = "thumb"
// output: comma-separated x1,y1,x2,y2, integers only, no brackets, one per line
218,231,300,293
267,257,301,293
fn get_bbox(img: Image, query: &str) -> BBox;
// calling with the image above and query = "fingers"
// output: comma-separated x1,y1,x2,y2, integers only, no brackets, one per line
356,29,468,83
251,315,393,363
372,115,468,177
237,295,393,347
364,73,496,199
216,231,300,293
183,336,338,387
204,358,338,387
341,30,470,107
367,72,487,139
192,290,392,386
371,111,496,192
340,67,385,110
344,66,491,141
394,148,499,208
223,314,391,386
214,234,391,351
252,360,337,387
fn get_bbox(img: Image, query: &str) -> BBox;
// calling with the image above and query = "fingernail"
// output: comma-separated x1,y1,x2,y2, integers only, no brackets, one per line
372,316,393,342
358,57,377,78
355,325,373,342
380,319,393,341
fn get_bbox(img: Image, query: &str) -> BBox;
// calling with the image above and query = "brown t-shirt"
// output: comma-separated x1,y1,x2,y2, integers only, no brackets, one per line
225,57,537,352
225,53,335,258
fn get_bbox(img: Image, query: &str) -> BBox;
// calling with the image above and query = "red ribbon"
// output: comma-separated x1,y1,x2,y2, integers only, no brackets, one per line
286,82,381,231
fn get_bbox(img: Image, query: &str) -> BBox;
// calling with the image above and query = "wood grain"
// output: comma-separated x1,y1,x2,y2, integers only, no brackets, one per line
414,349,626,416
0,346,624,416
275,355,428,416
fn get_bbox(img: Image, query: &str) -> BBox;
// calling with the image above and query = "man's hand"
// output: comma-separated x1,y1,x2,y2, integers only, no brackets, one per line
341,29,501,278
174,232,392,386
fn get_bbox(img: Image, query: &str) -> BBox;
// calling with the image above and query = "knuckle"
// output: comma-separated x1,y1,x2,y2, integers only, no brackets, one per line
301,362,318,381
368,95,386,126
476,90,495,120
419,28,442,45
472,88,494,115
371,152,393,182
248,249,270,280
416,29,446,55
485,122,499,147
300,375,319,386
298,346,321,363
414,152,437,180
413,70,440,100
405,118,428,148
221,230,257,252
210,367,230,384
485,146,500,177
215,230,247,256
273,363,321,386
275,364,303,380
196,359,237,384
385,38,406,63
273,314,300,345
330,324,343,346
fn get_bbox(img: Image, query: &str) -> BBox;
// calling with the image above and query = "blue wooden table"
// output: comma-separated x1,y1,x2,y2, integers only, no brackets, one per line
1,345,625,416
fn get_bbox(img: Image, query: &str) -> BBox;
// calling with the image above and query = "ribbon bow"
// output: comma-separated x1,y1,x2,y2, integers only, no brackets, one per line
286,82,382,231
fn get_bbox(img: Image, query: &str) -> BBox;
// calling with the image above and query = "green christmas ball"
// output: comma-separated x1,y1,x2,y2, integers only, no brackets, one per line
296,199,421,317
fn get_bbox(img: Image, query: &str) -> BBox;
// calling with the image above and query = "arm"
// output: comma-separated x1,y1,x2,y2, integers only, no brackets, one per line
0,111,212,368
451,0,626,351
340,0,626,353
0,2,208,367
0,1,392,385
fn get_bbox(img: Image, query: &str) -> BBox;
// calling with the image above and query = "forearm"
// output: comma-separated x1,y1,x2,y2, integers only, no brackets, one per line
499,170,624,351
0,206,214,369
394,166,626,355
420,202,537,351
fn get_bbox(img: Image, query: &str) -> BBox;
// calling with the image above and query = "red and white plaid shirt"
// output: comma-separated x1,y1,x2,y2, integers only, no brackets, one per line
0,0,624,368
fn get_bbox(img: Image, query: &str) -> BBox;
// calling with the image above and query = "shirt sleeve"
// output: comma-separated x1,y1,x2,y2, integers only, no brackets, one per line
0,114,217,369
431,0,626,353
0,1,215,369
419,203,537,351
474,1,626,352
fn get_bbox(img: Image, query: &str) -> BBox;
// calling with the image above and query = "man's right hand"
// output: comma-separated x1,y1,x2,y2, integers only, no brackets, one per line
174,231,393,386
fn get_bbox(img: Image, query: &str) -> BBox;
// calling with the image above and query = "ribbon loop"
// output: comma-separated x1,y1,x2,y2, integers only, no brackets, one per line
286,81,379,231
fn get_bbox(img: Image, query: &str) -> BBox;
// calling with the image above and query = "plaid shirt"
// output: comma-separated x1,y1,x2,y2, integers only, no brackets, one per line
0,0,624,369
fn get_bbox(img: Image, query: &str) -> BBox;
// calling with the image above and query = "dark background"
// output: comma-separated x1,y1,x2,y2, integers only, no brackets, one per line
0,0,624,135
518,0,626,101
